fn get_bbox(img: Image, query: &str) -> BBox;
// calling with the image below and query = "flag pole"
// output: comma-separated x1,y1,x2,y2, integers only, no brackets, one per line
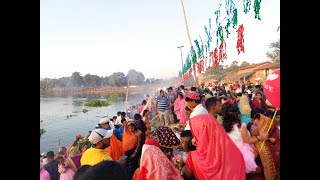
179,0,198,86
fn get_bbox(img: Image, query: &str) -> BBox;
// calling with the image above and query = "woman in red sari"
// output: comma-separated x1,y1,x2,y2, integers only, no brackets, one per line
139,139,183,180
183,114,246,180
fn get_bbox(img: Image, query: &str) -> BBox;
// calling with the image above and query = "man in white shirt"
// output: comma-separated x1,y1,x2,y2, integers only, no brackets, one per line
184,91,208,130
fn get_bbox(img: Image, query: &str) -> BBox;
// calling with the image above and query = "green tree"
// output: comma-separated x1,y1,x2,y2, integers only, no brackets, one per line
240,61,250,68
71,72,84,87
266,39,280,61
126,69,145,85
205,65,225,82
108,72,126,86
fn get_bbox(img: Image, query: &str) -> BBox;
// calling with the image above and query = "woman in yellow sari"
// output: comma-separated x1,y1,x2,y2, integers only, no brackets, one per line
122,121,145,179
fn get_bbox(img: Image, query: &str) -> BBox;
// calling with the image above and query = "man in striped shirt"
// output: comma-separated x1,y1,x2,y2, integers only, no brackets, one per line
156,89,170,126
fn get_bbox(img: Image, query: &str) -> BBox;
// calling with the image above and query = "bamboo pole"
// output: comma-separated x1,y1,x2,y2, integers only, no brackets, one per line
179,0,198,86
125,79,129,114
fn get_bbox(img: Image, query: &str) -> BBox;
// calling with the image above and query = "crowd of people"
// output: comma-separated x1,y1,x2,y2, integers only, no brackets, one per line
40,82,280,180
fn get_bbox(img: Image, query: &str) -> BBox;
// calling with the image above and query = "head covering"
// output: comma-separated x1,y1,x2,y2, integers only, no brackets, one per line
185,91,200,100
88,129,113,144
144,139,161,149
155,125,180,148
139,142,183,180
186,114,246,180
99,117,110,124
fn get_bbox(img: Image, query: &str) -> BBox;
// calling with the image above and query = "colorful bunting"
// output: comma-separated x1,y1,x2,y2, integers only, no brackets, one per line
243,0,251,14
254,0,262,20
190,46,197,64
225,0,236,17
232,8,238,29
219,42,227,63
197,60,204,74
194,39,203,59
213,47,219,66
224,19,231,38
236,24,245,54
199,36,205,58
217,25,224,43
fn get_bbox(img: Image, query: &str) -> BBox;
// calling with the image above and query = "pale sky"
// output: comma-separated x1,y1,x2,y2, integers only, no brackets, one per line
40,0,280,79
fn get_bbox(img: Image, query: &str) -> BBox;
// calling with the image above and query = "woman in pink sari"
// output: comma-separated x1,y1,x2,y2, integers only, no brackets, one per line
173,92,186,125
184,114,246,180
139,139,183,180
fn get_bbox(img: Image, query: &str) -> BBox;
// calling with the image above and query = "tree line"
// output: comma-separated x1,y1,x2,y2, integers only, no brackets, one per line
40,69,161,91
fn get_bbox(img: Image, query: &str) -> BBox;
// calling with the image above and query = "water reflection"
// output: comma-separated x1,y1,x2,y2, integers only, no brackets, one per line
40,91,149,153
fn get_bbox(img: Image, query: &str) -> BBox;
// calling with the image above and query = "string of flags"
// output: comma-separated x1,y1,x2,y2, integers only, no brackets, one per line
179,0,267,82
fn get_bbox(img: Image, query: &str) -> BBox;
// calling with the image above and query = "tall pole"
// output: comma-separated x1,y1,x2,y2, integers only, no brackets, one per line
177,45,185,87
179,0,198,86
125,78,129,114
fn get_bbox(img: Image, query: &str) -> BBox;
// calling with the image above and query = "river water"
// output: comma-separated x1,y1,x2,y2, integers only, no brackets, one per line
40,91,152,154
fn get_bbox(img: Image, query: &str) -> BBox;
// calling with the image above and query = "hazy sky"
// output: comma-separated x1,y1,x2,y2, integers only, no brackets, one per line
40,0,280,79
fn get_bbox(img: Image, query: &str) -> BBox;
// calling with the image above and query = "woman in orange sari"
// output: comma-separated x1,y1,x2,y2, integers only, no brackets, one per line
142,109,151,139
122,121,145,179
183,114,246,180
139,139,183,180
247,113,280,180
104,134,124,161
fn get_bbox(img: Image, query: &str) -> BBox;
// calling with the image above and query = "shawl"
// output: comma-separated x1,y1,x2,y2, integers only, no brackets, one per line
139,139,183,180
105,134,124,161
186,114,246,180
122,124,142,152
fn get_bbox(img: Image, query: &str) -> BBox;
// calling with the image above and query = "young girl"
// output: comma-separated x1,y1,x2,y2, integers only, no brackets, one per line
221,102,268,173
57,156,75,180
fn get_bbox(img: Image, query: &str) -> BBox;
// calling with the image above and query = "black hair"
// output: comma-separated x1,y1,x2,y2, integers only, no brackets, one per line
180,130,196,151
121,112,126,116
117,111,122,116
180,85,185,90
190,86,197,91
181,130,193,138
236,92,242,97
251,108,265,119
264,109,275,118
121,118,126,123
141,100,147,105
73,165,91,180
134,113,142,120
46,151,55,158
74,160,129,180
221,102,241,133
205,97,220,110
113,116,117,119
185,96,201,104
142,109,149,117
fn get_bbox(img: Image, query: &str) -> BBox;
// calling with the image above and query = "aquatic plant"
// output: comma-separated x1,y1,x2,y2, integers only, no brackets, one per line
40,128,46,138
84,99,110,107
